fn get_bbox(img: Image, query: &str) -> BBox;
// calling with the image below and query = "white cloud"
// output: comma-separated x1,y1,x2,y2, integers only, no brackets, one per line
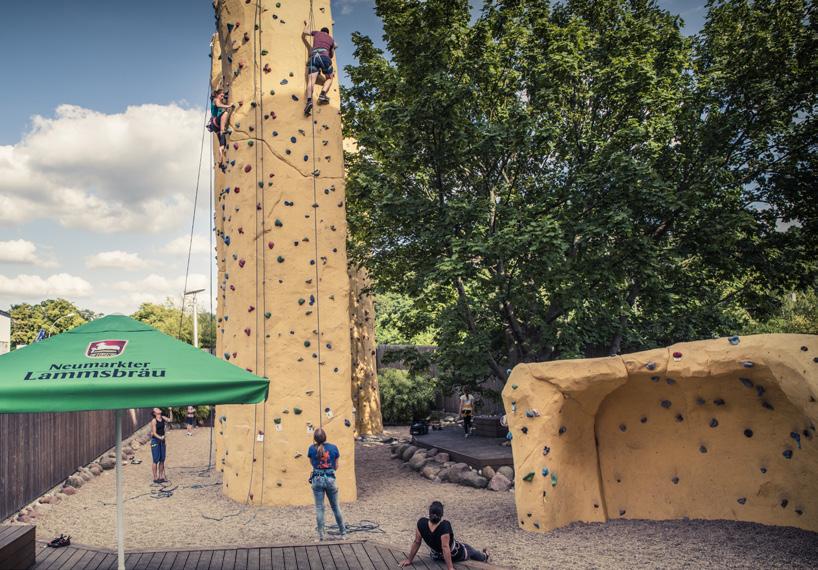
162,234,212,256
0,273,92,298
0,239,58,267
93,272,210,315
86,250,149,271
336,0,370,15
0,103,209,233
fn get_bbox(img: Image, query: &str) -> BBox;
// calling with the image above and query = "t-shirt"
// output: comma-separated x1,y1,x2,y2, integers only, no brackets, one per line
187,406,195,417
310,31,335,56
308,443,340,470
417,518,462,557
460,394,475,411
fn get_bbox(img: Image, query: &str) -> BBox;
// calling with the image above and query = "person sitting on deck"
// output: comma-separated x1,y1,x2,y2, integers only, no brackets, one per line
209,89,233,168
302,21,337,116
399,501,490,569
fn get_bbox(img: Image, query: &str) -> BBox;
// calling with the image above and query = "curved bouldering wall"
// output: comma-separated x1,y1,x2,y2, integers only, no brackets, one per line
502,334,818,532
349,265,383,436
211,0,356,506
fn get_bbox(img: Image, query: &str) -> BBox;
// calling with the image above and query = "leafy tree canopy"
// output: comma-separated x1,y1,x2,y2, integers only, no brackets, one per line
131,300,216,350
343,0,817,388
9,299,95,347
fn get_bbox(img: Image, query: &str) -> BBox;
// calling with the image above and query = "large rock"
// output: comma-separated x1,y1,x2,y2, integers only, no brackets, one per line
401,445,419,461
100,456,117,470
66,475,84,488
79,469,93,482
442,463,470,484
433,453,450,463
488,472,513,492
409,452,430,470
497,465,514,480
61,486,77,496
460,471,489,489
89,464,103,476
425,448,438,457
421,463,443,480
482,466,496,480
503,334,818,534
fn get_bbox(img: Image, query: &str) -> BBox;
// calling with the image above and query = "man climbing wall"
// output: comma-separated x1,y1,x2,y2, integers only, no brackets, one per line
211,0,356,506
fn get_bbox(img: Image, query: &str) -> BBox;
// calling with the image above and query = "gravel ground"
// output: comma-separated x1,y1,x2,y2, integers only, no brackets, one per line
32,426,818,569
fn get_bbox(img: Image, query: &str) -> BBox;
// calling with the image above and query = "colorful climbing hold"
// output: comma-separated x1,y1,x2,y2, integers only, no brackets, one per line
522,471,535,482
728,336,740,345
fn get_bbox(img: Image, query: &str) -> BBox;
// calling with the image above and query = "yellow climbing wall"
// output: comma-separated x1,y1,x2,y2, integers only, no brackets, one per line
503,334,818,532
348,266,383,436
211,0,356,506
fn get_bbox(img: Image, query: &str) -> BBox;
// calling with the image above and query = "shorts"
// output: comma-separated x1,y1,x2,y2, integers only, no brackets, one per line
307,52,333,75
185,417,195,426
151,438,166,464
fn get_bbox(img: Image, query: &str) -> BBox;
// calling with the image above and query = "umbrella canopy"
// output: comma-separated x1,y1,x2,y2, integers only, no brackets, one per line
0,314,268,413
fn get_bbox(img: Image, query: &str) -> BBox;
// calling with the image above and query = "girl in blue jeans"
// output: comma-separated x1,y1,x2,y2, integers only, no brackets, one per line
308,428,347,541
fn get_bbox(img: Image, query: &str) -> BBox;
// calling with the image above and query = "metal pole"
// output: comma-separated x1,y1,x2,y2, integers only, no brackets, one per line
115,410,125,570
192,294,199,348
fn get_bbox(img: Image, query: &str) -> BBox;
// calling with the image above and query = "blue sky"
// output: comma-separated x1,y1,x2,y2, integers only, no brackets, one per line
0,0,706,316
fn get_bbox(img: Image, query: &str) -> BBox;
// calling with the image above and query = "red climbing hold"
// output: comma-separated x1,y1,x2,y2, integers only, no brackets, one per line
248,306,255,312
238,259,246,268
244,328,251,336
244,164,252,173
268,241,274,249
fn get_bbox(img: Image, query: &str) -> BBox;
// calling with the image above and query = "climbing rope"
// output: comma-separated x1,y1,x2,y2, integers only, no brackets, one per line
307,0,326,429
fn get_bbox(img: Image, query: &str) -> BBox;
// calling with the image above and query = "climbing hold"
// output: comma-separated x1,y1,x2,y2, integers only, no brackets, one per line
558,426,567,435
248,305,254,312
737,497,746,505
542,468,549,477
728,336,740,345
762,401,774,411
521,427,528,434
344,419,351,427
244,164,252,173
550,473,558,487
506,432,513,441
666,378,676,385
675,414,684,422
619,509,626,516
672,351,682,361
709,418,719,428
740,378,754,388
661,400,672,409
671,477,679,485
640,416,647,423
714,398,725,406
795,508,804,516
543,446,550,456
650,376,660,383
619,424,627,432
294,407,302,415
699,445,707,453
238,259,246,268
760,466,767,473
522,472,535,482
280,79,288,85
783,449,793,459
224,352,231,360
755,385,765,397
781,499,789,508
304,340,311,347
525,409,540,418
695,397,705,405
741,360,754,368
298,298,306,305
791,432,802,448
244,328,251,336
277,256,285,263
744,429,753,438
646,362,657,371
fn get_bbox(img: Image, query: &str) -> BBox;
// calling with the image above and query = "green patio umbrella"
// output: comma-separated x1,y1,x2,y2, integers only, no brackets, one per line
0,314,269,569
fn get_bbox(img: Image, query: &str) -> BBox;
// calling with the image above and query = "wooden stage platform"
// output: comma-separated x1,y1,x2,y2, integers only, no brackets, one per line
30,539,505,569
412,428,512,470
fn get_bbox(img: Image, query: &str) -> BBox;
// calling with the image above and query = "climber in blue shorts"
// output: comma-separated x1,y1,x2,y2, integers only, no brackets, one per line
302,21,337,116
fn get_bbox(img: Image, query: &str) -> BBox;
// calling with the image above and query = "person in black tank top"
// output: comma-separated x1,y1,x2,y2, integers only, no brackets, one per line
150,407,172,484
399,501,489,569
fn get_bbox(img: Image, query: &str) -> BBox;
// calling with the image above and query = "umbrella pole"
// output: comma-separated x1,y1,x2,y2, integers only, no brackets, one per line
115,409,125,570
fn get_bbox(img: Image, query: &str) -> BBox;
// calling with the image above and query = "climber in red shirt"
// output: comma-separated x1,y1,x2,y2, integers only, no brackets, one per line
302,21,337,116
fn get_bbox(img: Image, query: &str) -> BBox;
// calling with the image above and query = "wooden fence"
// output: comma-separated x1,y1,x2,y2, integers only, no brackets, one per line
0,409,152,521
376,344,506,415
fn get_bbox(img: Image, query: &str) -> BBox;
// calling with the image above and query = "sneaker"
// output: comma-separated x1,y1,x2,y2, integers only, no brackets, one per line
304,99,313,116
318,92,330,105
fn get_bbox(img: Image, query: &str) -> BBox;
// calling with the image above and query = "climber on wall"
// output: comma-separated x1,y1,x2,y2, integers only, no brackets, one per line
209,89,233,168
302,21,337,116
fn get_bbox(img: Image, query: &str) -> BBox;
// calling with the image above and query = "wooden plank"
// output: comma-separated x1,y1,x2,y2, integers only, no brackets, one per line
222,548,237,569
145,551,167,570
270,546,285,570
248,547,260,570
53,546,92,570
258,548,272,570
294,547,310,570
350,543,377,570
208,549,226,570
170,550,191,570
132,551,155,570
339,544,363,570
305,545,324,570
282,546,298,570
316,545,337,570
69,548,102,570
85,550,113,570
361,543,392,570
36,545,75,570
234,548,249,570
183,550,202,570
325,544,348,570
198,549,214,570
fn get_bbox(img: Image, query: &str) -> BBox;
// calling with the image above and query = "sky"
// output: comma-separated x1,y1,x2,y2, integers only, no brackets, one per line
0,0,706,316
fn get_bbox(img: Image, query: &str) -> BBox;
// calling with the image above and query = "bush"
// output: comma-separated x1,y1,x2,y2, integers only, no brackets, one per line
378,368,438,424
170,405,212,425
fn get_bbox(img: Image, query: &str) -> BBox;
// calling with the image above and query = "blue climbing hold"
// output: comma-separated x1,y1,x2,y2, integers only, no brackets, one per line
661,400,672,409
506,432,513,441
783,449,793,459
542,468,549,477
791,432,802,449
728,336,740,345
740,378,754,388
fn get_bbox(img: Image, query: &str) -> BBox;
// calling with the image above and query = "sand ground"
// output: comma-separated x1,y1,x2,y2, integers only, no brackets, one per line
32,426,818,569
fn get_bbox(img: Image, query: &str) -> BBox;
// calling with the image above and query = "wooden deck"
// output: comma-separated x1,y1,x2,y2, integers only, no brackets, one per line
413,428,512,469
31,539,506,569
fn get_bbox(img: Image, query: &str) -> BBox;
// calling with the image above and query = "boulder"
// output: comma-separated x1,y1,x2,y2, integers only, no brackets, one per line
16,515,32,524
497,465,514,480
66,475,84,488
421,463,443,480
433,453,450,463
401,445,418,461
460,471,489,489
488,472,513,492
409,452,430,471
89,464,103,476
425,448,438,457
100,456,117,470
61,486,77,496
442,463,470,484
79,470,93,482
39,494,54,504
482,466,496,480
435,468,450,482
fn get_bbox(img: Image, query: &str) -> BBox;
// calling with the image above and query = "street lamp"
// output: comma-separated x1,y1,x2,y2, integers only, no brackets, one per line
47,312,77,337
183,289,206,348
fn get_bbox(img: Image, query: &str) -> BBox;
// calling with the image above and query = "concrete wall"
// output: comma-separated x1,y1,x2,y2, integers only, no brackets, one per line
211,0,355,506
503,334,818,532
0,310,10,355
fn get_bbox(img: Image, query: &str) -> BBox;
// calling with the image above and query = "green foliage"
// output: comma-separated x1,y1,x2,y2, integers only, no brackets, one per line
170,405,213,424
131,300,216,349
744,289,818,335
343,0,817,386
9,299,95,347
375,291,436,345
378,368,438,423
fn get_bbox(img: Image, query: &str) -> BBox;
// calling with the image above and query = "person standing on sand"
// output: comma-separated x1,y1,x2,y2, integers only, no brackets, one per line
459,388,475,438
307,427,347,541
399,501,490,569
150,407,172,484
185,405,196,436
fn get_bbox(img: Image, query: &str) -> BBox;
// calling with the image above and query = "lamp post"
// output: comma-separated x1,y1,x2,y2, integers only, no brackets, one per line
183,289,205,348
47,312,77,337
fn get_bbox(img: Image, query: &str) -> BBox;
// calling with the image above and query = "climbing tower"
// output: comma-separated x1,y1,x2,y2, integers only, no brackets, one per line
211,0,356,505
348,266,383,436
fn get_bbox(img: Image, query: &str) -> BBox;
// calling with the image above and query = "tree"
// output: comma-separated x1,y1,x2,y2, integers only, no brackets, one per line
744,289,818,335
375,291,437,345
130,300,216,350
10,299,91,347
343,0,817,389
